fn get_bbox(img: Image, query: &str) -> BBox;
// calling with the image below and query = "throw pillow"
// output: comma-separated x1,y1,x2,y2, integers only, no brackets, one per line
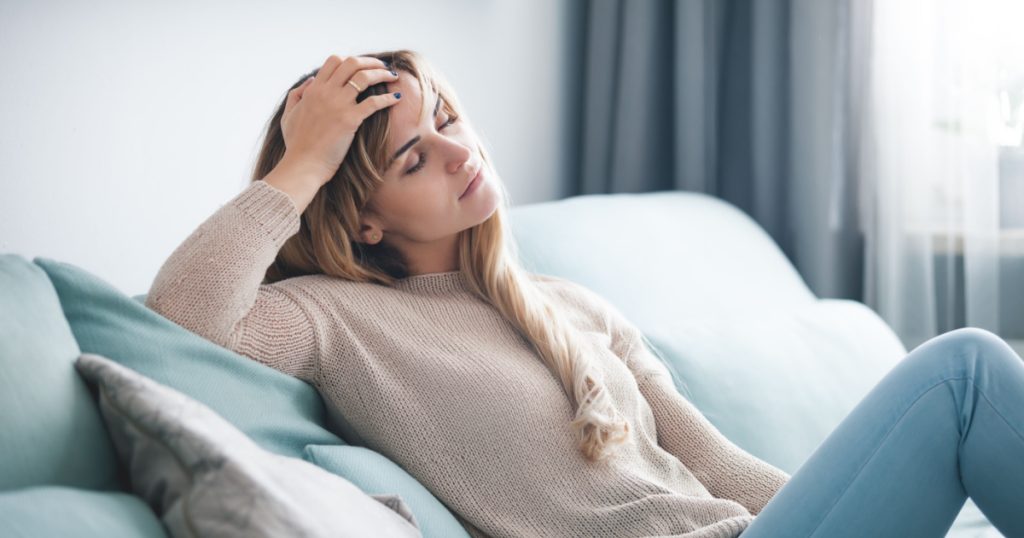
303,444,471,538
74,352,421,538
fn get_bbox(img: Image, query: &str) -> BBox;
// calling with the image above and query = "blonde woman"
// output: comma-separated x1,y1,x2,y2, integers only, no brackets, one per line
146,51,1024,537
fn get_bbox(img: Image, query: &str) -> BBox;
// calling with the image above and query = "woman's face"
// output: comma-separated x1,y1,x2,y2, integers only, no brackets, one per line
357,71,500,274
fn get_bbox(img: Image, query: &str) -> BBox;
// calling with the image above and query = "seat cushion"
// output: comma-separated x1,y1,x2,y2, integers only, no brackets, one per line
0,486,166,538
303,444,471,538
34,256,343,458
0,254,118,491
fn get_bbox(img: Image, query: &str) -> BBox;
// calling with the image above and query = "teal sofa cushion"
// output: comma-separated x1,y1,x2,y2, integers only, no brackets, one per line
509,192,818,319
0,486,166,537
34,256,344,458
303,444,470,538
641,300,907,473
0,254,119,491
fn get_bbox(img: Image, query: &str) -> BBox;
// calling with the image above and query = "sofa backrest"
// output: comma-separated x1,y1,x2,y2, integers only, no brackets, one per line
510,191,819,324
0,254,120,492
508,192,908,473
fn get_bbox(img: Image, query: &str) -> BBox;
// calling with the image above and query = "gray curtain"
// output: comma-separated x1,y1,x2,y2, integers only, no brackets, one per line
571,0,871,303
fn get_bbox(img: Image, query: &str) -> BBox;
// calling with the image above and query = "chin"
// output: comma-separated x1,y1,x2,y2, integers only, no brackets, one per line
473,186,501,218
462,193,499,230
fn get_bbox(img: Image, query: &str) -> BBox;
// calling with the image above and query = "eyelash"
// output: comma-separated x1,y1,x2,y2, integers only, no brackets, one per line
405,114,460,175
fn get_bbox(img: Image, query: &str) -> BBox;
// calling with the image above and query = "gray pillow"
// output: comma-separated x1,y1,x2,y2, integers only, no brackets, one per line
74,352,421,538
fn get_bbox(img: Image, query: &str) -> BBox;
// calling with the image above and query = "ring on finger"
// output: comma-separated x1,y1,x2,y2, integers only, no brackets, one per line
347,79,364,92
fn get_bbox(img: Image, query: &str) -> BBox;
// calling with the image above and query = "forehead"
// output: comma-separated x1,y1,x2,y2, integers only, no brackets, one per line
385,72,437,155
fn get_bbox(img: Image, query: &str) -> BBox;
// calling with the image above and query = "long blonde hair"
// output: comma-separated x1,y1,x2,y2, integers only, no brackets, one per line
251,49,631,464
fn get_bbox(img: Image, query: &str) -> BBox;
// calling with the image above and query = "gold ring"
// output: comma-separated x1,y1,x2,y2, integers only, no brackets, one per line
347,80,364,92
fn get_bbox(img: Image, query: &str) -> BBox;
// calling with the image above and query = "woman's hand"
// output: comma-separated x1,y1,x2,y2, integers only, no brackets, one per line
279,54,401,187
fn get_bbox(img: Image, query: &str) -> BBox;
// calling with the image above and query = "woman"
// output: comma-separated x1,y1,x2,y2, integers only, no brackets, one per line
146,50,1024,537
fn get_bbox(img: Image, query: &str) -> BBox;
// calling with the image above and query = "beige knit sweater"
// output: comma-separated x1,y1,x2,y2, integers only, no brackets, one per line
145,179,791,538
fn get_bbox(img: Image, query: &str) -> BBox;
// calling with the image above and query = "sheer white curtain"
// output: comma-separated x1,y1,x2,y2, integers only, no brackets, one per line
860,0,1024,350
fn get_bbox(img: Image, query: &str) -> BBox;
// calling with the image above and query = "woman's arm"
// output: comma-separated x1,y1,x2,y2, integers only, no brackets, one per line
145,173,323,382
620,326,791,515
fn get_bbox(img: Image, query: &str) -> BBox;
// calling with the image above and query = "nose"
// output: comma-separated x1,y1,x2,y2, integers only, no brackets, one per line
443,139,474,175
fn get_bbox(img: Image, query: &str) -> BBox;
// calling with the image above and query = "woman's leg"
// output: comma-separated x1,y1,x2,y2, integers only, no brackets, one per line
740,327,1024,538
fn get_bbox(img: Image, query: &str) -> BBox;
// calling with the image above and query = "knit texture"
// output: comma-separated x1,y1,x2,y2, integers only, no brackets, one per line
145,180,791,538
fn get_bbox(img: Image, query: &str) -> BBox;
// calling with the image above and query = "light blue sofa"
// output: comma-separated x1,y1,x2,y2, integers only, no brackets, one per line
0,190,1000,537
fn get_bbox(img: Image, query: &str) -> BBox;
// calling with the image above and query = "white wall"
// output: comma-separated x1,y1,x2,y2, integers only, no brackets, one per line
0,0,579,295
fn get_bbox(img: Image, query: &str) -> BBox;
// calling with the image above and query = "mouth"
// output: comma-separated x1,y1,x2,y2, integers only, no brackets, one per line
459,166,484,201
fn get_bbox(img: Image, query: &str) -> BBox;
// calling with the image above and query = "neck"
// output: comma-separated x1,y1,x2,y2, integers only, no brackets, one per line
396,232,461,276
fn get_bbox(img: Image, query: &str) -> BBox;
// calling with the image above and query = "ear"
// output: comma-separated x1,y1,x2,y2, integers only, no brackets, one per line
357,218,384,245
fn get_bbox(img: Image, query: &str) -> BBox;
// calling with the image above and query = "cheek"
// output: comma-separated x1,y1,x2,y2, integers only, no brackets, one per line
393,183,451,221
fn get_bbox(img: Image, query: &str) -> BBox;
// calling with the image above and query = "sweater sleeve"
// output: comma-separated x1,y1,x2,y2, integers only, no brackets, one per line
144,180,321,383
620,325,791,515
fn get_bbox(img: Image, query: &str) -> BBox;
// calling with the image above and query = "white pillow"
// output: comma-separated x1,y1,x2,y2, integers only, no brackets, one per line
74,352,421,538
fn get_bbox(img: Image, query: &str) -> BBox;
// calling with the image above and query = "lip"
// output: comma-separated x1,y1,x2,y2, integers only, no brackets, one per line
458,166,484,201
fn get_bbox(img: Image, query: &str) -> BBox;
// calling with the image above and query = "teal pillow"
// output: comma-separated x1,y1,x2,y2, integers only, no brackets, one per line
34,256,343,458
0,254,119,491
303,444,470,538
0,486,166,537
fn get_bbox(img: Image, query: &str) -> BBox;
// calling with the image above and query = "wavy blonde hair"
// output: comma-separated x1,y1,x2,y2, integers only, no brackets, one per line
251,49,631,464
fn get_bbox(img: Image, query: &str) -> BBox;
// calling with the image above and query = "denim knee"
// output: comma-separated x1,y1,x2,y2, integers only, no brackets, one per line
934,327,1020,375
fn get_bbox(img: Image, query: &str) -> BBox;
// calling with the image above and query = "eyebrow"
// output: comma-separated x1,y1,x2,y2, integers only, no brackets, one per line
388,92,443,170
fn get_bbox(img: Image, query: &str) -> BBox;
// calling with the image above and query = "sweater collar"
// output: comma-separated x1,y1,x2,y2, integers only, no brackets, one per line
392,270,471,294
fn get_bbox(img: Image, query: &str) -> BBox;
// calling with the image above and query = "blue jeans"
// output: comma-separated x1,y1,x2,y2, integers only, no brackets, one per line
740,327,1024,537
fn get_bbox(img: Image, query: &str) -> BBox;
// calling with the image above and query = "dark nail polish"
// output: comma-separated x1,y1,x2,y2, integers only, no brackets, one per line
390,69,397,76
394,92,402,99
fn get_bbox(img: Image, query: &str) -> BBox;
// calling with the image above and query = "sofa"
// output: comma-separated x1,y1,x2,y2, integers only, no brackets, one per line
0,189,1001,537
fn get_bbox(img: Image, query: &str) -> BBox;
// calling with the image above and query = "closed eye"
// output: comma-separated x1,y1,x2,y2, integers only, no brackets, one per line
405,114,460,175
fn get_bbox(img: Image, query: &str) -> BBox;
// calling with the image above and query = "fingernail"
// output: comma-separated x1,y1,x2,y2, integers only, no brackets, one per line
394,92,401,99
390,69,397,76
